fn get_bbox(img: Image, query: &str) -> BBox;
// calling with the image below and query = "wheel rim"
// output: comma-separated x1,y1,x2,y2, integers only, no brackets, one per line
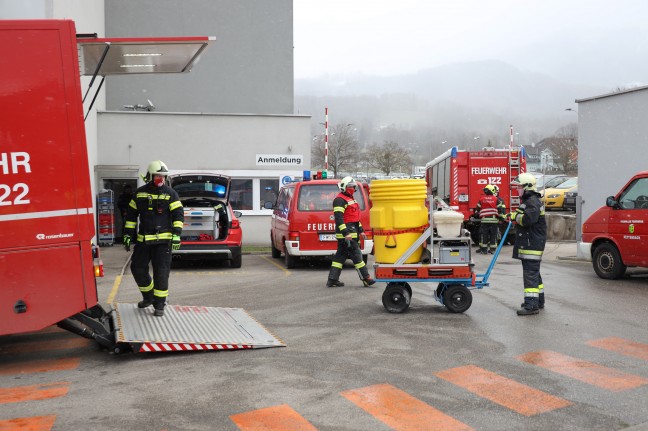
389,292,405,305
449,291,466,307
599,252,613,272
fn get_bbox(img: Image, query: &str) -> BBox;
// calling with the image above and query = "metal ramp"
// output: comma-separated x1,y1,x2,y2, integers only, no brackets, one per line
113,303,285,353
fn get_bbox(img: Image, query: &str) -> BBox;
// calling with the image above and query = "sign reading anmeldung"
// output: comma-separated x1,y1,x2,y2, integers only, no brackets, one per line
256,154,303,166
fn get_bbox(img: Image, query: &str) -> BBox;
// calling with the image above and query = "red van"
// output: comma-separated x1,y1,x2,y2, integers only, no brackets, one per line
582,171,648,279
269,179,374,268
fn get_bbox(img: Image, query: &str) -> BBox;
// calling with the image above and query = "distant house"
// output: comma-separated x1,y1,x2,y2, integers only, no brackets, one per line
525,139,561,173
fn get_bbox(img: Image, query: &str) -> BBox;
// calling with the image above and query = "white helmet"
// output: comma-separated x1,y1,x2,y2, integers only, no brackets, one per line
145,160,169,182
338,176,356,192
512,172,537,191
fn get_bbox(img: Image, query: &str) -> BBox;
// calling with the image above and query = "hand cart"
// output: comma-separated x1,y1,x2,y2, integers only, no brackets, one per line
374,200,512,314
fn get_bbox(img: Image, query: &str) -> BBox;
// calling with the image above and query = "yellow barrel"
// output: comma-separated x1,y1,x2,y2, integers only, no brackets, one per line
370,179,428,263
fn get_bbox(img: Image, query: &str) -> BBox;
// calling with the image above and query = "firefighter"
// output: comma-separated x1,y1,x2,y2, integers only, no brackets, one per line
474,184,502,254
509,172,547,316
326,176,376,288
123,160,184,317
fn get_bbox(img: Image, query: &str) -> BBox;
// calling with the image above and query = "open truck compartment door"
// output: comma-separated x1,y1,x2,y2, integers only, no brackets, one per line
0,20,284,355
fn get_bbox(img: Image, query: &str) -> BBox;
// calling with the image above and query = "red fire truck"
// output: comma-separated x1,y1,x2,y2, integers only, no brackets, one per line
0,20,283,353
425,145,527,242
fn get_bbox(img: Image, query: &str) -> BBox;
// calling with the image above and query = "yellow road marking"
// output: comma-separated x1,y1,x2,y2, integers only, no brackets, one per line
106,275,121,305
260,255,291,275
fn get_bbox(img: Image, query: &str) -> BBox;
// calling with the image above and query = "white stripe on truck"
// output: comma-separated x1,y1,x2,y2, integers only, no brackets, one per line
0,207,94,222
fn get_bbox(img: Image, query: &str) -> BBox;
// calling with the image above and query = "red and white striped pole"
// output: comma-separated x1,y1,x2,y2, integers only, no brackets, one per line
509,124,514,148
324,107,329,175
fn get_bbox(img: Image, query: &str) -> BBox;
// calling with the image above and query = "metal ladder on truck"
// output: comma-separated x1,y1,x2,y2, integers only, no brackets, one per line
508,147,522,210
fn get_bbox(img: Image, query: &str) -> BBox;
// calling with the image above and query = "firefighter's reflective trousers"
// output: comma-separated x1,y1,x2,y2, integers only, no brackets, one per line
328,238,369,281
131,242,172,306
521,259,542,304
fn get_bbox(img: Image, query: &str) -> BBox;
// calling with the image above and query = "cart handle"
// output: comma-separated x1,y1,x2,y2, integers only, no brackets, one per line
480,221,512,284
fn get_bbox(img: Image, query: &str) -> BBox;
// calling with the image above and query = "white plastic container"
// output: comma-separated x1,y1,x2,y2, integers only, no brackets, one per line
433,210,464,238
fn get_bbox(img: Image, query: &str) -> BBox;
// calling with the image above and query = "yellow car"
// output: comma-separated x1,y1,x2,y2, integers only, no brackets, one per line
541,177,578,209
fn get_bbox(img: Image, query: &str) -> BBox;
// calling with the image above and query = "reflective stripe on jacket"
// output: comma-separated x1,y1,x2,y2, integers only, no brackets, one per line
333,191,363,239
124,183,184,244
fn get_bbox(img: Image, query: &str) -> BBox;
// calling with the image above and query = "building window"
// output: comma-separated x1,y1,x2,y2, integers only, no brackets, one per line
260,178,279,209
230,178,253,210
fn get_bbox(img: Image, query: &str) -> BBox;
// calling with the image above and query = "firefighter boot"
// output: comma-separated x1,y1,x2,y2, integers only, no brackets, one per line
153,299,166,317
327,266,344,287
137,291,154,309
521,293,545,309
517,298,540,315
362,278,376,287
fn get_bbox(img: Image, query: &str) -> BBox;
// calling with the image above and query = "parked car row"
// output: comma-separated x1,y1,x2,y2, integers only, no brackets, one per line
540,176,578,210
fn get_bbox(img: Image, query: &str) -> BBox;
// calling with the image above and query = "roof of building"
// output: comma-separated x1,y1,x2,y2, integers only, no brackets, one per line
576,84,648,103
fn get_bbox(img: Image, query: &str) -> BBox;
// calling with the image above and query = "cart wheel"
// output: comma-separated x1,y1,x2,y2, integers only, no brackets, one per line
382,283,411,313
435,283,446,300
402,282,412,298
443,285,472,313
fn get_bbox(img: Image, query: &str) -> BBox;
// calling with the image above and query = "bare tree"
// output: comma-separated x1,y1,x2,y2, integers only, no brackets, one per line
365,140,413,175
311,123,361,177
546,123,578,174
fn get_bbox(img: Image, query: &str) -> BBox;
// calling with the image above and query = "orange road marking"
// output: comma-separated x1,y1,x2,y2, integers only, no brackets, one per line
435,365,573,416
587,337,648,361
0,357,80,376
518,350,648,392
0,382,70,404
341,383,474,431
0,338,90,355
230,404,317,431
0,415,56,431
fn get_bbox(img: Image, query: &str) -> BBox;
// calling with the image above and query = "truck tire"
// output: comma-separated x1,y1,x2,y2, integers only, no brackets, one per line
271,239,281,258
230,254,242,268
592,242,626,280
284,250,298,269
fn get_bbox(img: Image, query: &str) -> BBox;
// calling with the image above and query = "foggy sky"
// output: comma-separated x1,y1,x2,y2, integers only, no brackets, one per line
294,0,648,88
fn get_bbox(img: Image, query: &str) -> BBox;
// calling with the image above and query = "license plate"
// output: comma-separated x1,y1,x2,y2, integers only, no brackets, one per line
319,233,336,241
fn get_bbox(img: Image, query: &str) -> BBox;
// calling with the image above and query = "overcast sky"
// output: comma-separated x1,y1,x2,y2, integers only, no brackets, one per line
293,0,648,87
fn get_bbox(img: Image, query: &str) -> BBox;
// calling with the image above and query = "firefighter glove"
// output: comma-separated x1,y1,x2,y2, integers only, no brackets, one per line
172,235,181,251
123,235,131,252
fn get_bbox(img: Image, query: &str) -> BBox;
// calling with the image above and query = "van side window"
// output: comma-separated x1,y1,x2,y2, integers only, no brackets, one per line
276,189,289,214
619,178,648,209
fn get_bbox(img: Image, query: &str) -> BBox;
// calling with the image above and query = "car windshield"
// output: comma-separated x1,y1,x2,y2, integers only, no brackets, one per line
544,176,569,188
554,177,578,189
297,184,366,212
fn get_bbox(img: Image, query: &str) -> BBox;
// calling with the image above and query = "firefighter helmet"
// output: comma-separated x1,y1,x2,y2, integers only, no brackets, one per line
512,172,537,191
145,160,169,182
492,184,500,195
484,184,496,195
338,176,357,192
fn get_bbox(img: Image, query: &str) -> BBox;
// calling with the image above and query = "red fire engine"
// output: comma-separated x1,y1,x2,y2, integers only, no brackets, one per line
0,20,283,353
425,145,527,242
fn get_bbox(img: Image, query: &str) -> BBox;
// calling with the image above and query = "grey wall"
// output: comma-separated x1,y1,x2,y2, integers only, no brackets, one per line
96,111,311,245
97,112,310,170
104,0,293,115
577,87,648,236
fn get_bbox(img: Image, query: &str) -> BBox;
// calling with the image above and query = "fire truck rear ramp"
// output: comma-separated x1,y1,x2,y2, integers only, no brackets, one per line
112,303,285,353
